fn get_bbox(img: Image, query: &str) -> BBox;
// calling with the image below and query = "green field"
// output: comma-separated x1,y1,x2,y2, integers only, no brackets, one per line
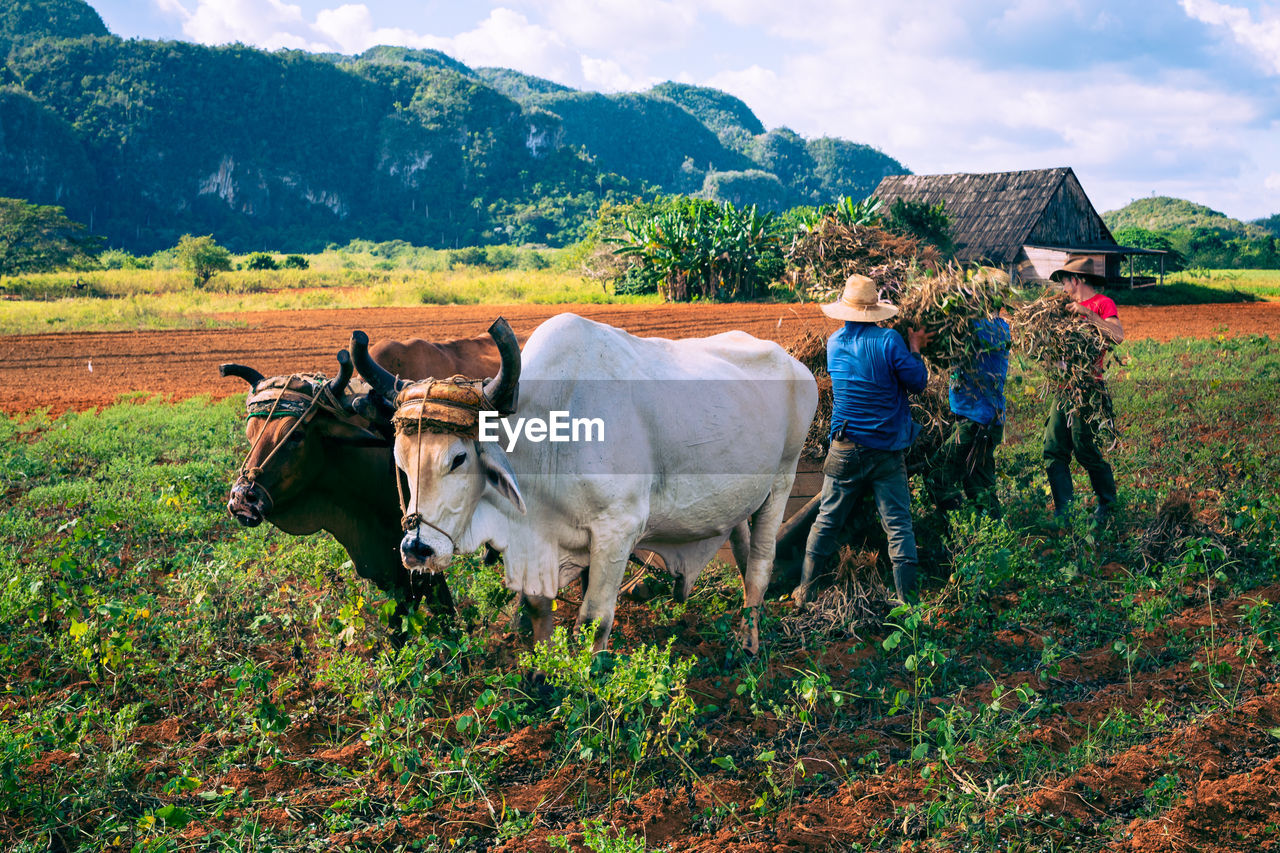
1,337,1278,851
1169,268,1280,299
0,264,661,336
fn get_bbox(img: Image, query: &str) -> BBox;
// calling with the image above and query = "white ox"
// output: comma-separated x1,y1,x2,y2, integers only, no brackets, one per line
352,313,817,653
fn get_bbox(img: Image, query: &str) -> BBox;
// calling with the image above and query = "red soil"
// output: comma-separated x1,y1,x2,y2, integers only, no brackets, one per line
3,301,1279,414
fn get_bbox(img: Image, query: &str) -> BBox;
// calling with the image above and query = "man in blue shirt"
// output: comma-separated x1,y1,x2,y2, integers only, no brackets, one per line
929,315,1011,519
795,274,932,608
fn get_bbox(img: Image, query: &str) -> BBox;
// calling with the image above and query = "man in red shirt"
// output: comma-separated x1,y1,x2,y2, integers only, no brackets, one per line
1044,257,1125,522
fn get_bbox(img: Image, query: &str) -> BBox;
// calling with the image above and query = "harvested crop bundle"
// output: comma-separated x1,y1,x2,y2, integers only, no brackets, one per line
786,329,951,470
1010,292,1116,437
905,370,952,474
1138,491,1236,569
893,265,1012,372
787,219,942,301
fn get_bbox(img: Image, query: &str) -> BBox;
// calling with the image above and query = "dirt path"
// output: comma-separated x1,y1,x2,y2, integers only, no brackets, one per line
3,302,1278,414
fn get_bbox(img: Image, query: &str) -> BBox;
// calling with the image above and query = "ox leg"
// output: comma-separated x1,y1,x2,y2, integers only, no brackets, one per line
729,520,751,578
520,594,559,707
577,535,636,652
524,594,556,648
738,483,791,655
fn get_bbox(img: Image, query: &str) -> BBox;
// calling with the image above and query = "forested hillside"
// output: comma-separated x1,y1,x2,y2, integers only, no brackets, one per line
0,0,907,252
1105,196,1269,238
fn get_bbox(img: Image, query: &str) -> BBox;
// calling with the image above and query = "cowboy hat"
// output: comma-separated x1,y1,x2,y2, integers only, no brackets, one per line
821,274,899,322
1049,256,1106,285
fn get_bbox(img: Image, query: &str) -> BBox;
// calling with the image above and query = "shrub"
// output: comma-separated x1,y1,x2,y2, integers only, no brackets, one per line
244,252,278,271
174,234,231,288
97,249,151,270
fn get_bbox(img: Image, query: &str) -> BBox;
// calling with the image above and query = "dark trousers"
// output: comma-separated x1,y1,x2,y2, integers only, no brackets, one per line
929,418,1003,517
804,439,918,602
1042,400,1116,513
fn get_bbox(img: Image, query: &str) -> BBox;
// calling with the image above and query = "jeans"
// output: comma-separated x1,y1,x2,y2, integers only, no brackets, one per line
804,439,918,601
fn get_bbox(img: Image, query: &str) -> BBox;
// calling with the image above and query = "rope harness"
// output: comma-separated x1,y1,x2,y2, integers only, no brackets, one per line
236,374,348,510
391,376,495,556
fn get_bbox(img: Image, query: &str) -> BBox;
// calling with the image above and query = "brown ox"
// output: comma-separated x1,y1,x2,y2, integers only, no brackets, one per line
221,332,507,626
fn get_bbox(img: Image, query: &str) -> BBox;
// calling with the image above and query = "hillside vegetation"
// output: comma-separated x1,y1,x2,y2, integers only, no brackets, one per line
1104,197,1269,238
0,0,906,254
1105,197,1280,270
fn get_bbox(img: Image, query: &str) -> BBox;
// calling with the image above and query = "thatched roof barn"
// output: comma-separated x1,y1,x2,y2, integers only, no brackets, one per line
873,167,1163,286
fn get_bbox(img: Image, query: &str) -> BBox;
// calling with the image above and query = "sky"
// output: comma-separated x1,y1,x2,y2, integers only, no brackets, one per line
85,0,1280,221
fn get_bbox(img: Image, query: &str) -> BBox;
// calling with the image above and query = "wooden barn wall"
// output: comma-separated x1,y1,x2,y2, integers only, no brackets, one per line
1026,178,1110,248
1019,246,1108,284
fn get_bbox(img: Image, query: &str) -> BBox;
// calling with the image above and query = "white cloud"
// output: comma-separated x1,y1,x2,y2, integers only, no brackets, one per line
535,0,695,53
580,56,654,92
161,1,581,82
153,0,192,18
443,9,575,80
183,0,319,49
1266,172,1280,192
1181,0,1280,74
310,4,448,54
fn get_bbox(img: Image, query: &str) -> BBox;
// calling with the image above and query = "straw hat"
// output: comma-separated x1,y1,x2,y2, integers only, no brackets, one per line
821,274,899,322
1049,257,1105,285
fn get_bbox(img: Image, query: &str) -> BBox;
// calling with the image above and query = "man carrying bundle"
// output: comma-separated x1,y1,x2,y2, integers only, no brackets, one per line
931,310,1011,520
794,274,932,608
1044,257,1125,523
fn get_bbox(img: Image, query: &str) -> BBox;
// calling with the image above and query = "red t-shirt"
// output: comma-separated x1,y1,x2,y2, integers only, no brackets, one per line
1081,293,1118,321
1080,293,1119,376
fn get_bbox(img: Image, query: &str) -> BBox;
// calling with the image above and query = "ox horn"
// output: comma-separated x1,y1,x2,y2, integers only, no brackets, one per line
327,349,354,398
349,330,408,398
220,363,264,387
482,317,520,416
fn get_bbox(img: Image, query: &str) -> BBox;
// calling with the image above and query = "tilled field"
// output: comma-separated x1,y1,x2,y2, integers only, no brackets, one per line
3,302,1279,852
3,301,1279,413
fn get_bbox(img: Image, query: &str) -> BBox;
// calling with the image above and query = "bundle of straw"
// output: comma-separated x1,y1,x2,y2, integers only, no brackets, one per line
788,329,834,460
892,265,1012,372
1009,292,1116,435
905,371,952,475
1137,491,1236,569
787,219,942,300
786,329,951,469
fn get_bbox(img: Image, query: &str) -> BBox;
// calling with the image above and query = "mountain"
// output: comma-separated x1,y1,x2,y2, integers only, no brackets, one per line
1103,196,1269,239
1,0,909,251
0,0,107,56
646,82,765,141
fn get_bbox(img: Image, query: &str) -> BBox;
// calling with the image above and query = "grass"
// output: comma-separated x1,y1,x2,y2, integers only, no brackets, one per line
1110,268,1280,305
0,338,1278,849
0,267,660,335
3,257,1277,335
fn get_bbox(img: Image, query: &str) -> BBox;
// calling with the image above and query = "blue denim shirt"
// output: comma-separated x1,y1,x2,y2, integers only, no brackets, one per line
828,322,929,450
949,317,1010,426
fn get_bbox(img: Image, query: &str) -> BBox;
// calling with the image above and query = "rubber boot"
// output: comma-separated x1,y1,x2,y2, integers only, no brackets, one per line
792,551,824,608
891,561,918,609
1046,461,1074,519
1088,465,1117,524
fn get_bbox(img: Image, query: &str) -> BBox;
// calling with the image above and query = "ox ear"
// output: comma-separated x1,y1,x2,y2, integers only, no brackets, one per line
479,447,526,515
